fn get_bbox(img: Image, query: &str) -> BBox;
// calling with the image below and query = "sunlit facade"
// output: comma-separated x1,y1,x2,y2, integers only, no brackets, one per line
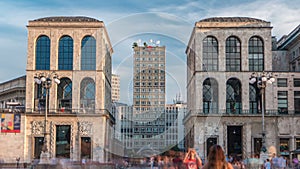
185,17,300,160
23,16,116,163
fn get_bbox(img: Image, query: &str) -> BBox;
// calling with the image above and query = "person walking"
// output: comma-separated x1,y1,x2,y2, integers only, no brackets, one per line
265,159,272,169
183,148,202,169
202,145,234,169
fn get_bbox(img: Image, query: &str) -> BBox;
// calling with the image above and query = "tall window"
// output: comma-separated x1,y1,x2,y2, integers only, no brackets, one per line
278,91,288,114
203,36,218,71
226,78,242,114
226,36,241,71
34,84,46,111
56,125,71,158
249,36,264,71
58,36,73,70
296,138,300,149
81,137,91,159
35,35,50,70
249,84,260,114
57,78,72,110
81,36,96,70
279,138,289,156
80,78,95,110
34,137,44,159
294,91,300,114
203,78,218,113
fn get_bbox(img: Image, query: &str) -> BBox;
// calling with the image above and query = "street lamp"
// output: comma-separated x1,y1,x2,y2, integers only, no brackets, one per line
249,72,275,155
34,71,60,164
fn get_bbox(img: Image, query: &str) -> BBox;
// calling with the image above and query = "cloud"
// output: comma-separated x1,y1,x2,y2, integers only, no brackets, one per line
202,0,300,37
0,0,298,104
148,0,300,38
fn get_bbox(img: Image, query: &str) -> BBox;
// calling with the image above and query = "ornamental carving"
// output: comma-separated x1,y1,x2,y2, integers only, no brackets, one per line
78,121,93,136
278,118,290,135
31,121,44,135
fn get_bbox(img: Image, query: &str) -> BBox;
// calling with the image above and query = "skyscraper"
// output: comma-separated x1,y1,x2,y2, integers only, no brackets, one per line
129,41,167,156
132,42,166,114
112,74,120,102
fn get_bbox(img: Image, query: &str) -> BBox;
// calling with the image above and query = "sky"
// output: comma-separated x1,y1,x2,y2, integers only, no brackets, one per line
0,0,299,104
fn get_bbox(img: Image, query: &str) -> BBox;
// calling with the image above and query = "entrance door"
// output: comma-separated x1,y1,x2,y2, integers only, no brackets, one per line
227,126,242,157
56,125,71,158
34,137,44,159
206,137,217,156
81,137,91,159
254,138,262,155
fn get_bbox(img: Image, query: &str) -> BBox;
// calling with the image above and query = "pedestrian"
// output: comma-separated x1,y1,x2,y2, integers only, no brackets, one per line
173,153,183,169
150,156,155,169
183,148,202,169
265,159,271,169
271,153,279,169
202,145,234,169
157,156,164,169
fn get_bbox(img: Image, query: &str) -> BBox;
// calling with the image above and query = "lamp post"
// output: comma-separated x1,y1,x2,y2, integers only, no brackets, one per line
249,72,275,156
34,71,60,164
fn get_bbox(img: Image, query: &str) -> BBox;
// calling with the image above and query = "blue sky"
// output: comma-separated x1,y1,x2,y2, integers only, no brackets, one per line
0,0,299,104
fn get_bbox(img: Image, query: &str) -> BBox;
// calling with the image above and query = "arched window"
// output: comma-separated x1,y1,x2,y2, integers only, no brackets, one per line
203,36,218,71
35,35,50,70
226,36,241,71
34,84,46,111
57,78,72,111
80,77,95,110
249,36,264,71
226,78,242,114
58,36,73,70
249,84,260,114
203,78,218,113
81,36,96,70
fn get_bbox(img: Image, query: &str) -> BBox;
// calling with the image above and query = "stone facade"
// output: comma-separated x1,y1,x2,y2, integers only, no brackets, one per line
21,16,116,163
0,75,26,110
184,17,300,160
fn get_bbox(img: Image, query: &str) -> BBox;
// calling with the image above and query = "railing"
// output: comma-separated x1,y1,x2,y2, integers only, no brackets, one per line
184,109,300,118
0,107,25,113
25,108,110,115
25,108,116,122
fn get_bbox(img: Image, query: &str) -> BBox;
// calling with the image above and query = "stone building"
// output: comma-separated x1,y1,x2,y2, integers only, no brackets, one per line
23,16,116,163
184,17,300,160
0,76,26,163
0,75,26,111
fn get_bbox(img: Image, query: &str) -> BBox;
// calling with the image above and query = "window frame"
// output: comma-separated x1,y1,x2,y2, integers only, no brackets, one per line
248,36,264,71
226,36,241,72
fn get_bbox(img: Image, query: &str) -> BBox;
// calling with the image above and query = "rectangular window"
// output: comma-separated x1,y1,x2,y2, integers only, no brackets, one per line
279,138,289,156
81,137,91,159
292,63,296,72
294,91,300,114
34,137,44,159
296,138,300,150
294,78,300,87
56,125,71,158
277,78,287,87
278,91,288,114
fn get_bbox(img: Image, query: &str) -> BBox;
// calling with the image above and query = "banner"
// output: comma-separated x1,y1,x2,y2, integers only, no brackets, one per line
1,113,21,133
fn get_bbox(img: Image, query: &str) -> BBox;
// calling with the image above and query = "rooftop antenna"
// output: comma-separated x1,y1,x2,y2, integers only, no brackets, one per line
156,40,160,46
137,39,142,46
149,39,154,46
